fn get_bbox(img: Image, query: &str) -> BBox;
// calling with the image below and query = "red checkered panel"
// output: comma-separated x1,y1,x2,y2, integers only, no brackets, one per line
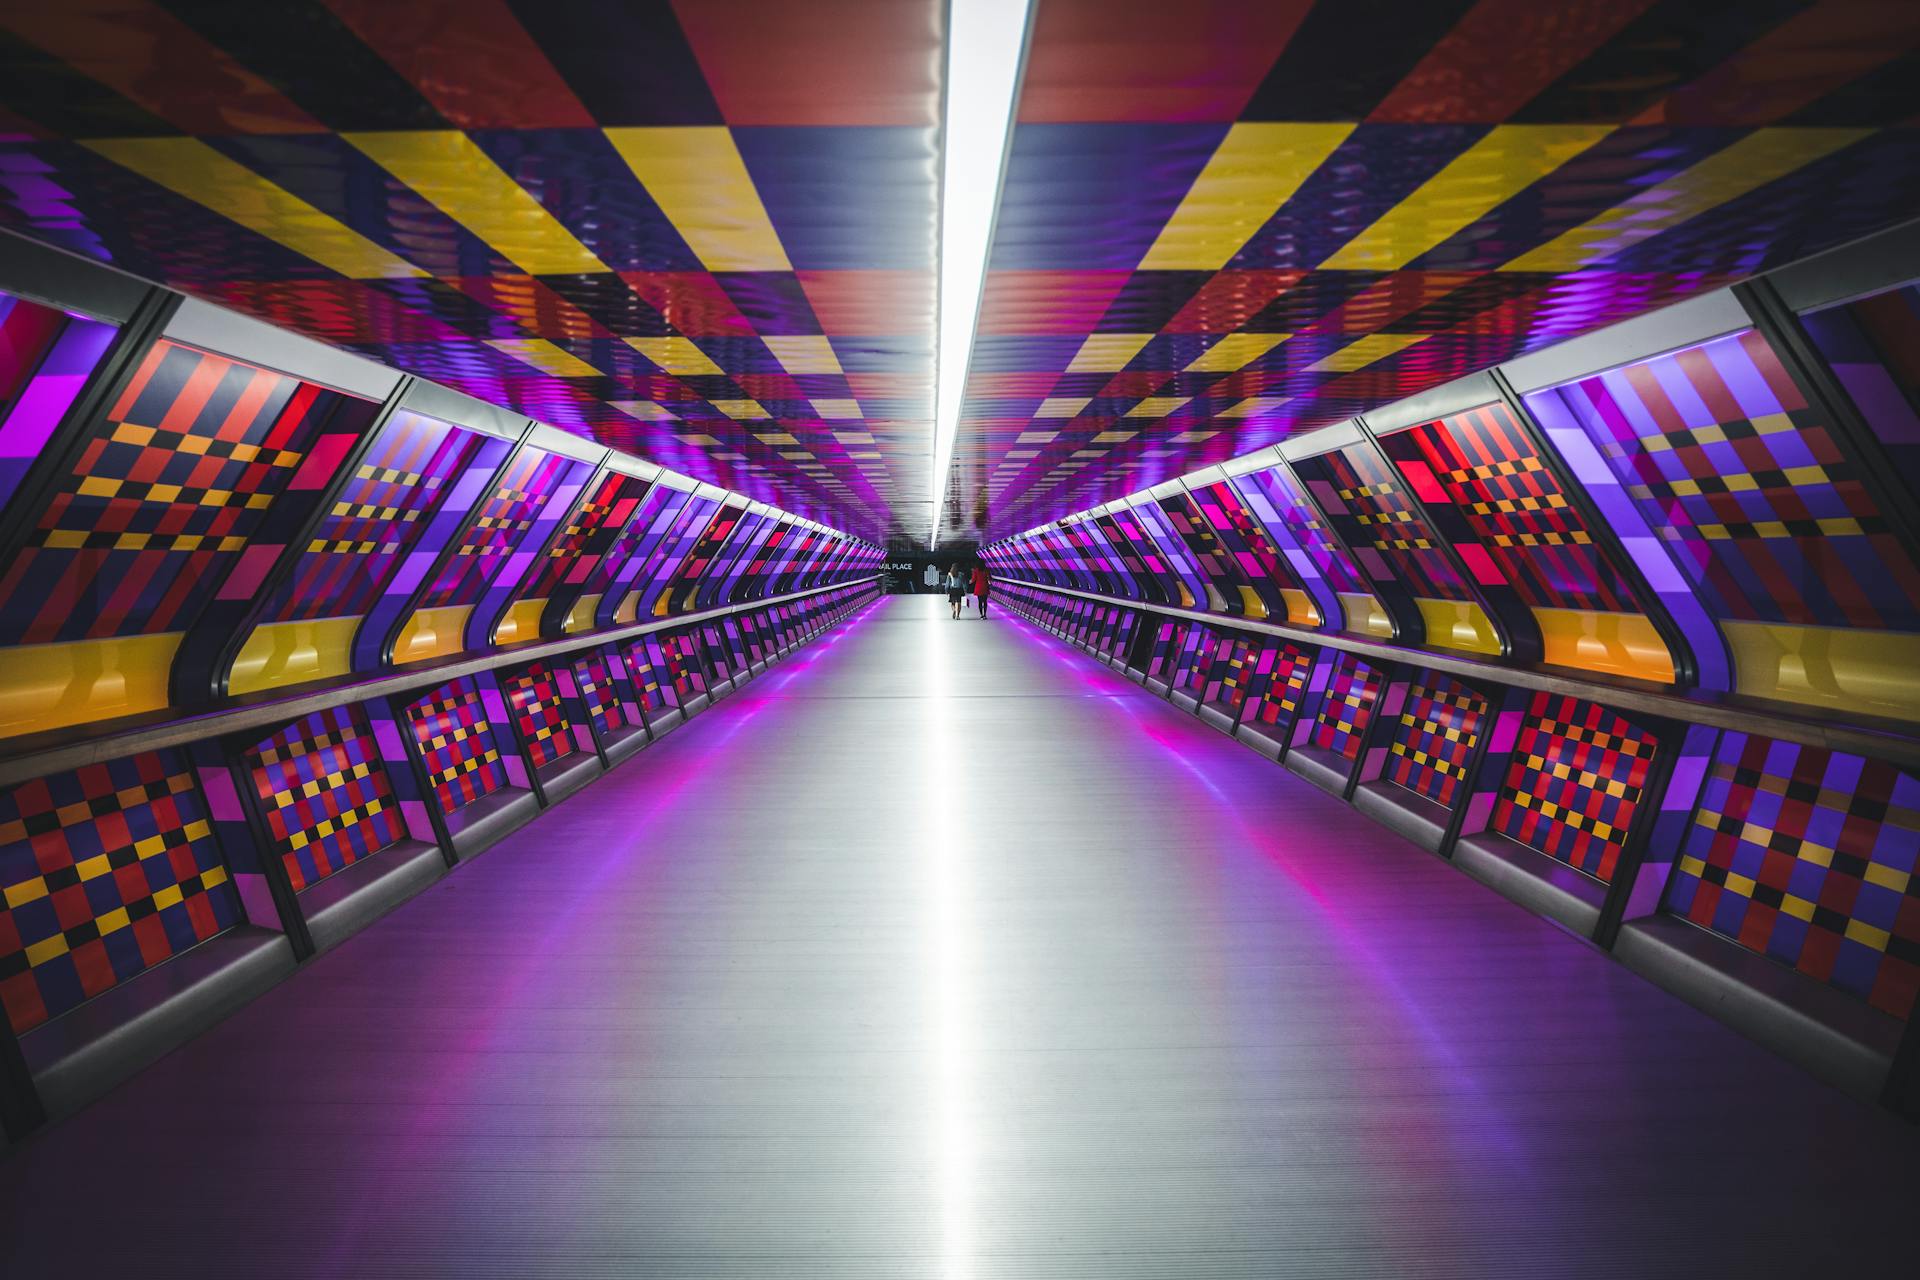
1491,692,1657,882
404,678,509,812
0,340,352,643
503,663,576,769
1310,652,1383,760
0,750,240,1034
1384,675,1486,810
245,704,406,892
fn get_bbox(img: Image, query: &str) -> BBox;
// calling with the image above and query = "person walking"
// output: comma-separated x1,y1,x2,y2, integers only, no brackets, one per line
971,561,992,618
946,564,966,619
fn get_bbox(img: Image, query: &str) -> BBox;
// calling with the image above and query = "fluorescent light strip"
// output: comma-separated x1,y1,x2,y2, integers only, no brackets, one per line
931,0,1033,546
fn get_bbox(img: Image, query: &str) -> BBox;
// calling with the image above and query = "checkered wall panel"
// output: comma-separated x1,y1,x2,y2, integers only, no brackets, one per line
1665,733,1920,1020
1536,329,1920,631
1233,464,1370,596
265,409,480,623
0,749,240,1034
244,704,405,892
572,650,625,738
1491,692,1658,882
503,663,575,770
621,635,679,715
1247,640,1314,731
0,340,338,644
520,471,652,604
418,446,575,610
1295,439,1470,601
1385,674,1486,810
1382,402,1643,613
1310,652,1383,761
403,677,509,812
1205,633,1256,713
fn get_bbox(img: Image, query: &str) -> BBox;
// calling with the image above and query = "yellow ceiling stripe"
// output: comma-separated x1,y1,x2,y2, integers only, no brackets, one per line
1220,395,1289,418
1066,332,1154,373
608,401,678,421
1185,332,1289,373
625,336,723,376
1503,128,1870,272
763,335,843,375
1034,396,1090,417
1139,123,1354,272
1124,396,1191,419
486,338,601,378
604,127,791,272
810,399,864,419
344,130,605,276
710,399,771,419
85,137,421,280
1323,125,1614,272
1307,333,1428,373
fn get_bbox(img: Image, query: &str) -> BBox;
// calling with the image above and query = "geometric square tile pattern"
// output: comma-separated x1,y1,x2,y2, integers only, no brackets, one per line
1385,674,1485,810
1665,732,1920,1019
403,678,509,813
0,749,239,1034
243,704,406,893
0,341,339,644
1310,651,1383,761
502,663,575,770
1491,691,1657,883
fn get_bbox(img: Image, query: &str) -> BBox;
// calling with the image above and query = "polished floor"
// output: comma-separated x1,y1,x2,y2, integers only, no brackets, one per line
3,594,1916,1277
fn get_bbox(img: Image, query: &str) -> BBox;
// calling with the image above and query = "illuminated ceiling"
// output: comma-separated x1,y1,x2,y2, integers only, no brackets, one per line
0,2,1915,548
0,0,941,543
942,0,1920,541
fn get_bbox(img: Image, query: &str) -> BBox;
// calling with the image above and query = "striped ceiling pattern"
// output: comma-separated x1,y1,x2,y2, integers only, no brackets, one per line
0,0,941,543
946,0,1920,541
0,2,1914,547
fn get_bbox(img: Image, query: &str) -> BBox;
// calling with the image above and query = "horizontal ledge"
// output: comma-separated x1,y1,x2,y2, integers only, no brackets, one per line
0,578,879,789
997,579,1920,770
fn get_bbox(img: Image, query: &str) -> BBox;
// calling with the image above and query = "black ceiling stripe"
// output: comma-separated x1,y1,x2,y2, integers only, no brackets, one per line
1239,0,1482,122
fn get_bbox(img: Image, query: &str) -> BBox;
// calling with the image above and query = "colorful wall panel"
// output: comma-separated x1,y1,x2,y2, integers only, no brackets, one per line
403,677,509,813
1291,437,1502,656
0,290,118,513
243,705,405,893
1190,480,1315,625
234,409,482,694
1231,465,1386,638
1310,652,1384,762
1383,675,1487,811
571,651,625,740
1665,733,1920,1020
0,749,240,1034
1524,329,1920,720
1156,495,1243,614
1245,641,1314,738
1490,692,1658,883
1377,402,1674,681
0,340,360,734
502,664,575,771
415,446,578,613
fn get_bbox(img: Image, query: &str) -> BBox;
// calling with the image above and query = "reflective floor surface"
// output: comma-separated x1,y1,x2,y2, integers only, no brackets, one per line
2,594,1916,1277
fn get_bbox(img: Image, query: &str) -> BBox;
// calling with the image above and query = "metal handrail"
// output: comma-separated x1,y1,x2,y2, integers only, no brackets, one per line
995,576,1920,770
0,576,883,787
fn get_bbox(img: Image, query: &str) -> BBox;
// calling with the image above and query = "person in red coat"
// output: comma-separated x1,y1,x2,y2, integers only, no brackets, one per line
971,562,992,618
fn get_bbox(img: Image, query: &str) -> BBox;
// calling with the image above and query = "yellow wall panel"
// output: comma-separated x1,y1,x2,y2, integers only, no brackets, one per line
391,605,472,666
227,617,358,696
1415,598,1503,656
492,598,546,646
0,634,180,739
1534,608,1675,684
1722,621,1920,723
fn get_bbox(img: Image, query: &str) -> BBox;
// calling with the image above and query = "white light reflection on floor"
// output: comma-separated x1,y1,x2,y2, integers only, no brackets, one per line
922,601,973,1278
